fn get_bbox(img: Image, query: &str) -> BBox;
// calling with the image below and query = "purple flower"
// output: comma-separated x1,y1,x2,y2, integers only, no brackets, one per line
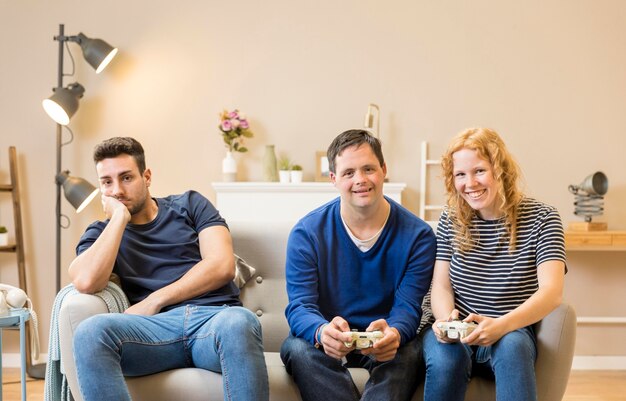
218,109,253,153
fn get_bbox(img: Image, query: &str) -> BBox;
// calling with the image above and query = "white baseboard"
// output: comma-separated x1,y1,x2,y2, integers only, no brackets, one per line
1,353,47,368
572,356,626,370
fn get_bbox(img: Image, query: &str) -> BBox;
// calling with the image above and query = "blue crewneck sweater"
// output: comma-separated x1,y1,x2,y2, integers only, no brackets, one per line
285,197,436,345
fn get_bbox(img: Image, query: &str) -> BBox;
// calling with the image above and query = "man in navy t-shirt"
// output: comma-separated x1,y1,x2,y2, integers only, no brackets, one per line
70,137,268,401
280,130,436,401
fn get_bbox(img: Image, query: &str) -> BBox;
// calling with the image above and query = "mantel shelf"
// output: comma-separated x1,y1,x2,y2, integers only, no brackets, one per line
212,181,407,223
0,244,17,253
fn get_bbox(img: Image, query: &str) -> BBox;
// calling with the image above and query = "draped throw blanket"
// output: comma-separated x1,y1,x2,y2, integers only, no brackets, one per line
44,282,129,401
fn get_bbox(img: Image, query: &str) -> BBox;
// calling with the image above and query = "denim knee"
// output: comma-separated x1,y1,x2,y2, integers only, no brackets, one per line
211,307,262,342
423,328,471,374
75,314,108,336
73,314,119,351
280,336,318,372
281,335,309,353
491,327,536,366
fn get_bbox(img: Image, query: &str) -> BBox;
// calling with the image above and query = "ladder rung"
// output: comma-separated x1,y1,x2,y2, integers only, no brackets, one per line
424,205,444,210
0,184,14,191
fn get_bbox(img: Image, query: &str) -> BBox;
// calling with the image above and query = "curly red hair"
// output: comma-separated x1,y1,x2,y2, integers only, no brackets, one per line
441,128,523,251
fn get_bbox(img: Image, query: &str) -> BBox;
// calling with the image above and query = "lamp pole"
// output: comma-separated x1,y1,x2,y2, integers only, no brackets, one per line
23,23,68,381
55,24,65,294
49,23,114,291
39,23,112,379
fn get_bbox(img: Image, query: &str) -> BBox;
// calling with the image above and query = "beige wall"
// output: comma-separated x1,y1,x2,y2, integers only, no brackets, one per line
1,1,625,360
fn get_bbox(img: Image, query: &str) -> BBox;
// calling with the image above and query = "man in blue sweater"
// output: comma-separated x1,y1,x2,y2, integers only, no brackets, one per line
280,130,436,401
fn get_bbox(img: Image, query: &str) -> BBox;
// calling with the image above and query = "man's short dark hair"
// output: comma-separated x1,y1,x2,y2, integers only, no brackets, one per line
93,137,146,173
326,129,384,174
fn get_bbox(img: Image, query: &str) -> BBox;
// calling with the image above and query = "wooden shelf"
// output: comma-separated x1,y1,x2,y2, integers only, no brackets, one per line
564,230,626,251
0,244,17,253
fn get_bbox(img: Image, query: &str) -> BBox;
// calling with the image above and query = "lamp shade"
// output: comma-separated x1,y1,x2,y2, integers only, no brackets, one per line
42,83,85,125
77,33,118,73
56,171,99,213
578,171,608,196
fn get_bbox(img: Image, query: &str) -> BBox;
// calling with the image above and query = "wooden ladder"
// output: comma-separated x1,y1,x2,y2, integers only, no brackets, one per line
0,146,46,378
419,141,444,222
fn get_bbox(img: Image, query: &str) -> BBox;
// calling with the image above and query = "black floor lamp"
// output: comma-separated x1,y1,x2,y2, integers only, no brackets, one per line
38,24,117,378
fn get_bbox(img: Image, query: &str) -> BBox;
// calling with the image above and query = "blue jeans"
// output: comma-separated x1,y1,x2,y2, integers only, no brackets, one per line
280,335,422,401
422,326,537,401
73,305,269,401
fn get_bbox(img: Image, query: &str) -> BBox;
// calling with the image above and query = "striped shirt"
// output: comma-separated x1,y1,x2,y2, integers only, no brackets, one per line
436,197,566,318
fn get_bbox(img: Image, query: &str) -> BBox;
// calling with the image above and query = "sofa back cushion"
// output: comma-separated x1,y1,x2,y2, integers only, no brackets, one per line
229,220,295,353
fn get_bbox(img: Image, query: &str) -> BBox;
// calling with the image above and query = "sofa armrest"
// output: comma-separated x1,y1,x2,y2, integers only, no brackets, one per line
534,302,577,401
58,293,111,401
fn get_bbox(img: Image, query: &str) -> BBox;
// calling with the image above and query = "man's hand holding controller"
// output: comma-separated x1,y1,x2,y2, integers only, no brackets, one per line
317,316,353,360
359,319,401,362
319,317,400,362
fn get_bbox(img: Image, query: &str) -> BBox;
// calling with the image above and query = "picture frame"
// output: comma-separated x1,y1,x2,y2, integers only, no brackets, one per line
315,151,330,182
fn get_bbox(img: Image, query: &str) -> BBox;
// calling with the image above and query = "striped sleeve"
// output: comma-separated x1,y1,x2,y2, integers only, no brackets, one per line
535,208,566,266
435,209,453,261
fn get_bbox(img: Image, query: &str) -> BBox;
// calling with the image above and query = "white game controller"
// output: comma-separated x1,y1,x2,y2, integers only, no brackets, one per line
436,321,477,341
343,330,384,349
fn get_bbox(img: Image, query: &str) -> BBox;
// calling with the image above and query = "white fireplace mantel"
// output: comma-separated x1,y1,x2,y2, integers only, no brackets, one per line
212,181,406,223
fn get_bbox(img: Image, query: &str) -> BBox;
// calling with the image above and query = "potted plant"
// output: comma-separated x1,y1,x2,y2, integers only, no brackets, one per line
278,156,291,183
218,109,254,181
290,164,303,183
0,226,8,246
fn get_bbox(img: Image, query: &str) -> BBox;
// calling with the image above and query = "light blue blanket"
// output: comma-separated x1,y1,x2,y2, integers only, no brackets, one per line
44,283,129,401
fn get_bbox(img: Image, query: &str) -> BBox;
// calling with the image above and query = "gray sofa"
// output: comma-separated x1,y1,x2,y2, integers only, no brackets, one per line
58,220,577,401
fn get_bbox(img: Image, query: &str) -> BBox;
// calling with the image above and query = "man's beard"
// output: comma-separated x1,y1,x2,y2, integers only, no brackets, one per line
127,195,150,216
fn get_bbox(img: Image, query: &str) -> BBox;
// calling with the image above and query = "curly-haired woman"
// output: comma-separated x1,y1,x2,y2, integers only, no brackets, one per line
422,128,566,401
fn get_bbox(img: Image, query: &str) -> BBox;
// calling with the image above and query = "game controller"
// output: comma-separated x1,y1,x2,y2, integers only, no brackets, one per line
436,321,477,341
343,330,384,349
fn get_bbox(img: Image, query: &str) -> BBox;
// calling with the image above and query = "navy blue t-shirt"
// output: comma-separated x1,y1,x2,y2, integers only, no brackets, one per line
76,190,241,309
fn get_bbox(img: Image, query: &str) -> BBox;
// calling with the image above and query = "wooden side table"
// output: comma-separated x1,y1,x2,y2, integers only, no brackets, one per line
564,230,626,251
0,309,30,401
564,230,626,326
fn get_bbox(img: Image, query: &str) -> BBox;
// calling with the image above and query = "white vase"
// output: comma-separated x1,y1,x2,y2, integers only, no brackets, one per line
279,170,290,184
290,170,303,183
0,232,8,246
222,151,237,182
